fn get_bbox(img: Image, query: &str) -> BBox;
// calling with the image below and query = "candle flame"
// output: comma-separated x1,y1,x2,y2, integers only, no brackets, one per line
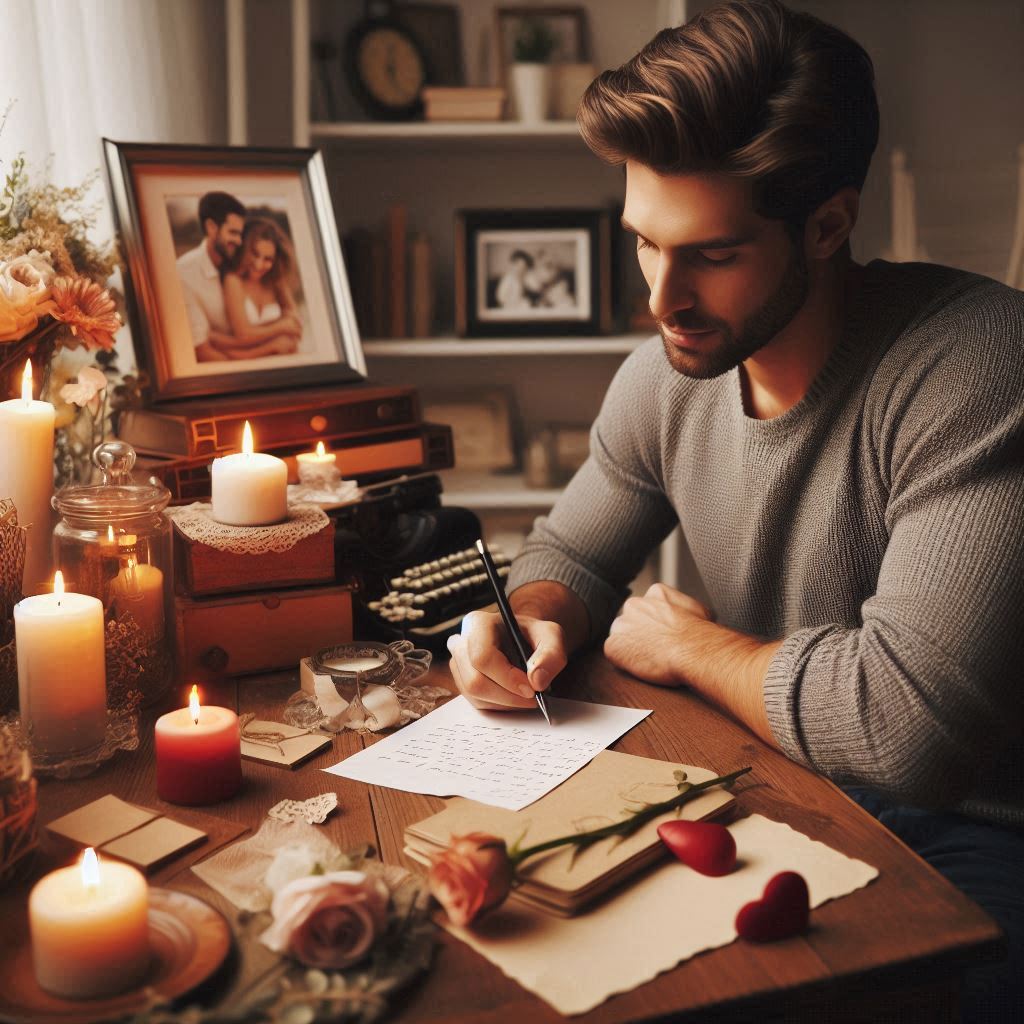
53,571,65,597
189,684,201,724
316,440,326,457
81,847,100,888
21,360,32,403
107,524,115,543
242,420,254,456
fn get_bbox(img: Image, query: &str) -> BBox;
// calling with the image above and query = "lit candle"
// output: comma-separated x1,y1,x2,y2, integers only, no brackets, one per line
155,685,242,805
0,361,55,595
110,552,165,639
14,571,106,755
296,440,337,469
210,420,287,526
29,847,150,998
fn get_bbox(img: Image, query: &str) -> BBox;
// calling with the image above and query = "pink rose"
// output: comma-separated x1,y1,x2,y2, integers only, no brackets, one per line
428,832,515,926
260,870,390,969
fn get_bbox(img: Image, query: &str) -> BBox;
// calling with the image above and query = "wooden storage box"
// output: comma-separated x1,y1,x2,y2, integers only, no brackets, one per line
175,584,352,678
173,519,335,596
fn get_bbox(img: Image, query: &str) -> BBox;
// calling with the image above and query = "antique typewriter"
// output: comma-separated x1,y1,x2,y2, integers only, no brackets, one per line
364,544,512,646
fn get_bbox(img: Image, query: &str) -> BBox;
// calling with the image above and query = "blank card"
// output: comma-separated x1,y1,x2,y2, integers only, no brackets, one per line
46,795,158,847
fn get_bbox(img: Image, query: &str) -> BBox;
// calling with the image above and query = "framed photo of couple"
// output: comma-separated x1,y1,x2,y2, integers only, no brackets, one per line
103,141,366,401
454,208,614,338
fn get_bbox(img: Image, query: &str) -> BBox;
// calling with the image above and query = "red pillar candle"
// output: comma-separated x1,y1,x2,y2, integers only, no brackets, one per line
155,685,242,805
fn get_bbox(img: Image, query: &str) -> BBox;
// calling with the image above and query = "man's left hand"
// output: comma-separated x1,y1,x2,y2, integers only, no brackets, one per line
605,583,713,686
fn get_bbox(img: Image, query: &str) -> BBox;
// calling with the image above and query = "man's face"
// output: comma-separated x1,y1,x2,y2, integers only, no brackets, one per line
206,213,245,263
623,163,809,379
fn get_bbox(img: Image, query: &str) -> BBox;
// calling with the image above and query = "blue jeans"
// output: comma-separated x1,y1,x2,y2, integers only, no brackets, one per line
844,787,1024,1023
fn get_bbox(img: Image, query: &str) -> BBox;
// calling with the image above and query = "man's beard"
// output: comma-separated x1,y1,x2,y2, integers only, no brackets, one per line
214,235,238,265
658,246,809,380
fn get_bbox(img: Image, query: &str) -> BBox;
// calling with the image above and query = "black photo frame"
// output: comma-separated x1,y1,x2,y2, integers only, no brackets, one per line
454,208,613,338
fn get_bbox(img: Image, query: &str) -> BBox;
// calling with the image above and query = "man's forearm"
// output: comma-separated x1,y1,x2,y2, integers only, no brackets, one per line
674,619,781,746
509,580,590,657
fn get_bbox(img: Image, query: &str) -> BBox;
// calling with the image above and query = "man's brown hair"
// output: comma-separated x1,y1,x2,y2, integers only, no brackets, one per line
578,0,879,232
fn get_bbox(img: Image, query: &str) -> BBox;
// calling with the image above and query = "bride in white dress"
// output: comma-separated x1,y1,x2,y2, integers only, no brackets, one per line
222,217,303,360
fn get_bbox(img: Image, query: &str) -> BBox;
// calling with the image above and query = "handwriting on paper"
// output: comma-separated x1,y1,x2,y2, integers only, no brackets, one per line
325,695,651,811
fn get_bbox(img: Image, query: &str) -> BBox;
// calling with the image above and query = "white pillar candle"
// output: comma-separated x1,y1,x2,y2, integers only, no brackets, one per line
110,557,165,639
14,571,107,755
30,847,150,998
0,361,55,596
211,420,287,526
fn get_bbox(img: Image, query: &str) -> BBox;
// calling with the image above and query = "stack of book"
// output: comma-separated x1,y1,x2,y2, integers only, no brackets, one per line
118,384,454,504
403,749,736,917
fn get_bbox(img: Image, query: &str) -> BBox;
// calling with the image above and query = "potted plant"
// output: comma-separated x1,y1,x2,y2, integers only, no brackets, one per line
510,18,558,122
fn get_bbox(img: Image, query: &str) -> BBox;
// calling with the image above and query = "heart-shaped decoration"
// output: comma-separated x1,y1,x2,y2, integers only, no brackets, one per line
656,819,737,876
735,870,810,942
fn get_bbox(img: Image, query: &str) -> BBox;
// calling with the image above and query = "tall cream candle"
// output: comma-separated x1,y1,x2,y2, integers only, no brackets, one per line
29,847,150,998
14,571,107,755
0,361,55,595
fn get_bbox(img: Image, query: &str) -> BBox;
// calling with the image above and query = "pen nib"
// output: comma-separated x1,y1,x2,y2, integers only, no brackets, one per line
536,693,552,726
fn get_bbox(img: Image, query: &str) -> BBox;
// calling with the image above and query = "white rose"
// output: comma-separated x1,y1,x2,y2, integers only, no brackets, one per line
0,250,55,304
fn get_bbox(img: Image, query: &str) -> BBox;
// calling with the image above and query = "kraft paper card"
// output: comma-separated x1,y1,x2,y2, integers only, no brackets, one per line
240,719,333,769
405,750,735,914
326,695,652,811
100,817,207,873
443,813,879,1016
46,795,158,847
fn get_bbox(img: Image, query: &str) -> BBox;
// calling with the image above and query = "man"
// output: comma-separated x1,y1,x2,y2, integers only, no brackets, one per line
176,192,299,361
448,2,1023,1018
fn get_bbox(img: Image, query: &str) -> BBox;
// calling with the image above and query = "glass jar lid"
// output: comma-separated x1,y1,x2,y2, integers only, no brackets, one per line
52,441,171,523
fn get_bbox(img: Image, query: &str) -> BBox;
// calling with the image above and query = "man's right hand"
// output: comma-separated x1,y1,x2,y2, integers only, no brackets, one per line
447,609,568,710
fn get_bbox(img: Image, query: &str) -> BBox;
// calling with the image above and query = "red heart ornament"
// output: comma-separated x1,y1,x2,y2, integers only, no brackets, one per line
657,819,737,876
735,871,810,942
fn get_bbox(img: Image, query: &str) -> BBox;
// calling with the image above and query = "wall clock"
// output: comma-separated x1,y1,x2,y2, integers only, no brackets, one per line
345,5,430,121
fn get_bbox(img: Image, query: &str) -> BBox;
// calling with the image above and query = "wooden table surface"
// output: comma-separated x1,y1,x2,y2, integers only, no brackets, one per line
2,655,1004,1023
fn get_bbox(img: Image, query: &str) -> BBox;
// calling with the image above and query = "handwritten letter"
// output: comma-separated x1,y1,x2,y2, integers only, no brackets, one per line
324,696,651,810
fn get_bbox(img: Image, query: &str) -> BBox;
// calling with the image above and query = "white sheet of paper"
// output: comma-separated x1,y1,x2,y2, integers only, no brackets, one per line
323,695,651,810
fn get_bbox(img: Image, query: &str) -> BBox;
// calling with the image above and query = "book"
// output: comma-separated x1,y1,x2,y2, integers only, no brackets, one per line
116,384,420,458
409,232,434,338
389,203,408,338
403,749,736,916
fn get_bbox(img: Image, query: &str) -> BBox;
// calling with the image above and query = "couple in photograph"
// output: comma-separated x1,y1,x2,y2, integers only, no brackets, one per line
494,248,577,312
176,191,303,363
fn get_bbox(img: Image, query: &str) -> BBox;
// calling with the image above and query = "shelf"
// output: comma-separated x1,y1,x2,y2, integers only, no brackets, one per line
310,120,583,142
363,334,651,358
440,471,563,509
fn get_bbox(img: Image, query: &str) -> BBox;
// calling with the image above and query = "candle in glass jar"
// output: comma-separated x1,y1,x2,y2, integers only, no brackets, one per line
155,685,242,805
211,420,287,526
110,555,165,639
14,571,106,755
29,847,150,998
0,361,55,595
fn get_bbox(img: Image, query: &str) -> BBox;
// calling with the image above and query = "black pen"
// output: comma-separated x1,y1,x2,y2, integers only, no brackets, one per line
475,538,552,726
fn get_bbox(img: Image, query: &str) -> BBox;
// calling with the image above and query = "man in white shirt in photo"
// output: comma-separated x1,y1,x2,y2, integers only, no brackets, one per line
175,191,245,363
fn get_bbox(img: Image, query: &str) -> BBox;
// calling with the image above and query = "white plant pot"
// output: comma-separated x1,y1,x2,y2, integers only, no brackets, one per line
511,63,551,123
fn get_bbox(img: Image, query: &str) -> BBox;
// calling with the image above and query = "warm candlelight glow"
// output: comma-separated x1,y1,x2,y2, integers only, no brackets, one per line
242,420,254,456
107,524,114,543
316,440,326,457
21,360,32,404
189,684,200,724
53,571,65,597
81,847,100,888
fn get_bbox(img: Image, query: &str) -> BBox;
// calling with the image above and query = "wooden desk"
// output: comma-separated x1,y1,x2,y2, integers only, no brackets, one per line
3,656,1003,1023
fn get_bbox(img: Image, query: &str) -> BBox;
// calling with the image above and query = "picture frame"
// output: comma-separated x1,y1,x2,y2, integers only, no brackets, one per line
454,208,613,337
493,6,589,84
103,140,366,402
422,391,517,472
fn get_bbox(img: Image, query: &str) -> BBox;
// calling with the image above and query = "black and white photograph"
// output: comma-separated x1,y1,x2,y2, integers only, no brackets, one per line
455,208,613,337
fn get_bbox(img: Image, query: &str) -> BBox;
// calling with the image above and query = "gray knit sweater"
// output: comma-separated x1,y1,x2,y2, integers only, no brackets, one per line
508,261,1024,825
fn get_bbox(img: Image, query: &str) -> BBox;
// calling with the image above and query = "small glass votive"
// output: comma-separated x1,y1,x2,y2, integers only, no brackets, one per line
296,442,342,489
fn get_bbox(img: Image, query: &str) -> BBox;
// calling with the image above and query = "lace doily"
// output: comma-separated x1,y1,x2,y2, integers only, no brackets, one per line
268,794,339,825
168,501,330,555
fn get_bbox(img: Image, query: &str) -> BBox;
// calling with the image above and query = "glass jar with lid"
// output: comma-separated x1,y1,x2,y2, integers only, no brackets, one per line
52,441,173,707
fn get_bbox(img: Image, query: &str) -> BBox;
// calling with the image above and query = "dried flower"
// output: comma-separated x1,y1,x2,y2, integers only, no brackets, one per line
59,365,107,406
46,276,120,350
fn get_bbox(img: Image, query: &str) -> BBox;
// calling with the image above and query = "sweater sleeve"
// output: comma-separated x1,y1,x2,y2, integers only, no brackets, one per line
763,287,1024,807
507,341,679,639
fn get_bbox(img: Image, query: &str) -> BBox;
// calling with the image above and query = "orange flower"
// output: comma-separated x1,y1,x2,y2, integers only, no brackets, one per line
46,276,120,351
428,832,514,926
